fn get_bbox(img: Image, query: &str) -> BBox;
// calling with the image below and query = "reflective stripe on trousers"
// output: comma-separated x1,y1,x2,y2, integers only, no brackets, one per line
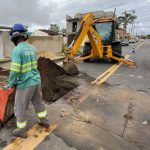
37,110,47,118
17,121,27,129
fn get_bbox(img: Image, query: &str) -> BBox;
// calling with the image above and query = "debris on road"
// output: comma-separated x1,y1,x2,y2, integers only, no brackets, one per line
123,103,134,121
60,110,70,118
142,120,150,125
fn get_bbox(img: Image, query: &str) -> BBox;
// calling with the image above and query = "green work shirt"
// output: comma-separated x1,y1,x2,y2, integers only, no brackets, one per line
8,42,41,89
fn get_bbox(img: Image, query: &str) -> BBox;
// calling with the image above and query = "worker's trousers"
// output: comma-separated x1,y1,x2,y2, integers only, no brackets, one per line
14,84,47,129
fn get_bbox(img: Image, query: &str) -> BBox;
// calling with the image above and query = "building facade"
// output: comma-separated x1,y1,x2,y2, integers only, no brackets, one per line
66,11,114,46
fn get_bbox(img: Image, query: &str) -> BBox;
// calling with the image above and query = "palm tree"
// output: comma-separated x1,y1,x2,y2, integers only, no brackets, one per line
117,11,137,34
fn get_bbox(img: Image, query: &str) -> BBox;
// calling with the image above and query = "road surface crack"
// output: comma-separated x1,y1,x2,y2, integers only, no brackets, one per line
122,103,134,137
71,116,121,137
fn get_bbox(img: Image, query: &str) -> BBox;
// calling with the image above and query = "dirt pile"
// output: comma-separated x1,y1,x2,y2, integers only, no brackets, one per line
37,51,61,60
38,57,77,103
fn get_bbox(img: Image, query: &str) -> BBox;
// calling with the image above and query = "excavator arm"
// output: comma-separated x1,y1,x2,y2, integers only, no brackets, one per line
63,13,136,75
66,13,102,59
63,13,104,75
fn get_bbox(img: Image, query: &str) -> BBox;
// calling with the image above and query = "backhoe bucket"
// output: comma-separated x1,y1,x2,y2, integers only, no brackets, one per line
63,60,79,75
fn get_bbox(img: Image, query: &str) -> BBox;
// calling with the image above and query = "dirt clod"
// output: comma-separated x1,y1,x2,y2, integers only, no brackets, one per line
123,103,134,120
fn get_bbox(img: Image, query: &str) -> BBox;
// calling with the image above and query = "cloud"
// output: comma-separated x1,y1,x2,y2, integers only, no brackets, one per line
0,0,149,33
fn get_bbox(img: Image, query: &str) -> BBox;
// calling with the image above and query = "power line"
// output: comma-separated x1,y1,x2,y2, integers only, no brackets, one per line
26,17,66,29
2,0,57,22
5,0,75,23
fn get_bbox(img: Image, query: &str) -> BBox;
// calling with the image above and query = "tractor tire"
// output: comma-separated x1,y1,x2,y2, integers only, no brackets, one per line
111,41,122,63
82,42,91,63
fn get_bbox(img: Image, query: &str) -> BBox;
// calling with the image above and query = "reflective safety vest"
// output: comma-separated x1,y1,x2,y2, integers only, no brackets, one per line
8,42,41,89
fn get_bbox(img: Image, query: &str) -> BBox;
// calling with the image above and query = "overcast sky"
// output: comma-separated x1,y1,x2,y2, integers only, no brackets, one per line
0,0,150,34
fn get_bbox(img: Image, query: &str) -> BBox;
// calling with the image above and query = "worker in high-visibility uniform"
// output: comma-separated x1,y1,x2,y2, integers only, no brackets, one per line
8,23,50,138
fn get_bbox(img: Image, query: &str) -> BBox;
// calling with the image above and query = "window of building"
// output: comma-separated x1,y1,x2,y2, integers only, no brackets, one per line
72,22,77,32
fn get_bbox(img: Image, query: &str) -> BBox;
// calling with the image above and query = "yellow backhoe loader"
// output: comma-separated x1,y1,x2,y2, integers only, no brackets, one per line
63,13,136,75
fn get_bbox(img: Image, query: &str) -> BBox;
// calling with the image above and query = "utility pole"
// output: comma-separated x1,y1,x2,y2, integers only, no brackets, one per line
130,10,136,37
135,22,139,36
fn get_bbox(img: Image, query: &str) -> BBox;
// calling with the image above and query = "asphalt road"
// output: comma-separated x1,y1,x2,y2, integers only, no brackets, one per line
78,40,150,93
107,40,150,93
0,40,150,150
36,40,150,150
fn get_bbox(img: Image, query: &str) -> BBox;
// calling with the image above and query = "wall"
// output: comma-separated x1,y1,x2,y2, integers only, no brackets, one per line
66,21,73,35
0,32,63,59
3,31,14,58
67,20,85,46
63,36,67,46
28,35,63,54
0,32,3,58
0,31,14,59
66,20,88,47
66,20,81,35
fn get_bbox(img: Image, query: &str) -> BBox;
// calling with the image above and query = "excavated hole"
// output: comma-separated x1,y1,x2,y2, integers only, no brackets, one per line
38,57,77,103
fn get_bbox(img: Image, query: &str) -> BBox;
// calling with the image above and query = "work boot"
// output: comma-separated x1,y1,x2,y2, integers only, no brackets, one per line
13,128,27,138
38,117,50,128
